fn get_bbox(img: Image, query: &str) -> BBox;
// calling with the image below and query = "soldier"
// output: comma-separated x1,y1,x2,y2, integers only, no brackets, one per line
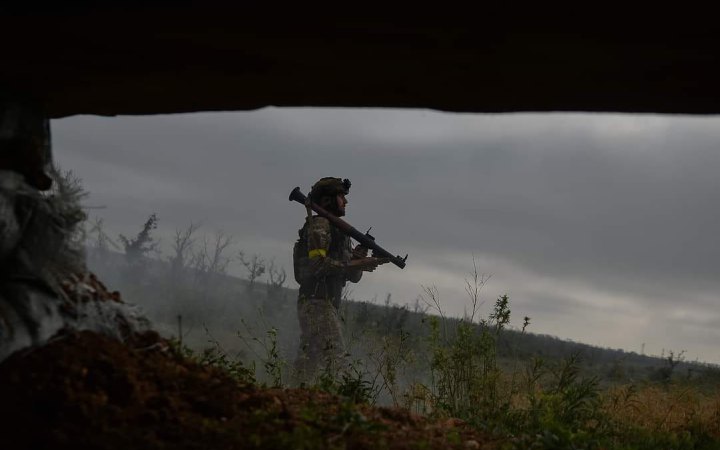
292,177,389,383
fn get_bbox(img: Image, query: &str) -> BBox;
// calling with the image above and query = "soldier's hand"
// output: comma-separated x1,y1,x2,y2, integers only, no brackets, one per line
352,245,369,259
350,257,391,272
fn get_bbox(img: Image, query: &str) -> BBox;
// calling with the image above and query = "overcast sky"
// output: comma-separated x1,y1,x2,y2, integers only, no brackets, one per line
52,109,720,364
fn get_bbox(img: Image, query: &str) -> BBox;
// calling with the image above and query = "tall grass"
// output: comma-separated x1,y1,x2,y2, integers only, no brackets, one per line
166,272,720,449
395,284,720,449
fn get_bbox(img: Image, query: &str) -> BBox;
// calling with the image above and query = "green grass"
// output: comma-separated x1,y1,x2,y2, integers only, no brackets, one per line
98,252,720,449
171,288,720,449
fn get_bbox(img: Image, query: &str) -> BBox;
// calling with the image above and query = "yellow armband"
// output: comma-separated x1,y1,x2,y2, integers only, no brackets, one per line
308,249,327,259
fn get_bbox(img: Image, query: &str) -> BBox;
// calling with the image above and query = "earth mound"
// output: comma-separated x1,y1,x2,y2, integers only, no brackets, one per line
0,330,496,449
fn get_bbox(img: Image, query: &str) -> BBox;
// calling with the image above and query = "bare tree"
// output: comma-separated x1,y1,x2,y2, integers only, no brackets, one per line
168,222,200,284
237,251,265,293
192,231,233,289
658,349,687,383
206,232,233,277
265,258,287,301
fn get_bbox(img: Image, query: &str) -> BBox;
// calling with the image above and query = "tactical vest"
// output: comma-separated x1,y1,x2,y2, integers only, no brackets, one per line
293,218,352,307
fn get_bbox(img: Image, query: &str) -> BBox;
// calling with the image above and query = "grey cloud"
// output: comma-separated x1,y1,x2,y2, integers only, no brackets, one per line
51,109,720,362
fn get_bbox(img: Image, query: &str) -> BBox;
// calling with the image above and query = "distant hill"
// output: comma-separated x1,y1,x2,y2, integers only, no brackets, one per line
85,246,720,390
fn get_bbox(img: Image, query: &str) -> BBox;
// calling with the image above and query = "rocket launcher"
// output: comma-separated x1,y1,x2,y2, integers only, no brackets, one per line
289,187,407,269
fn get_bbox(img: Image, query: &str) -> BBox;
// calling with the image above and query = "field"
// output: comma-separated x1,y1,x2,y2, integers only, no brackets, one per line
82,243,720,449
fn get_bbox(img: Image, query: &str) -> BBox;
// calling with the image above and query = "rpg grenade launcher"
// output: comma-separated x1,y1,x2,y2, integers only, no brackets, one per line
288,187,408,269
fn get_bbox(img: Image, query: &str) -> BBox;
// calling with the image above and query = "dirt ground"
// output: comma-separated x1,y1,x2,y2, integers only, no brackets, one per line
0,330,499,450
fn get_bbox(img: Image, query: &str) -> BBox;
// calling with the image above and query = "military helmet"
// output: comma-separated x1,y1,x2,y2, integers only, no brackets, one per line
309,177,351,203
0,100,53,190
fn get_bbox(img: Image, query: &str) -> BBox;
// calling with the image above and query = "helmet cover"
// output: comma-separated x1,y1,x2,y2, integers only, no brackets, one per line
309,177,351,203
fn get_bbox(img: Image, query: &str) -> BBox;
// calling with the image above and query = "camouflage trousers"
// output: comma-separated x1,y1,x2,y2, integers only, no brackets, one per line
293,295,346,385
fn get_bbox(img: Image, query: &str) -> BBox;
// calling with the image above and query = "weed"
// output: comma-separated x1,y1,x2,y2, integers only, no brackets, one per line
237,317,287,387
422,285,513,425
168,327,256,385
140,255,720,449
257,327,284,388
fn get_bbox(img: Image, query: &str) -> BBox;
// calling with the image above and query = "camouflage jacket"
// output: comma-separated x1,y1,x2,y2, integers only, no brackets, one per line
293,216,362,308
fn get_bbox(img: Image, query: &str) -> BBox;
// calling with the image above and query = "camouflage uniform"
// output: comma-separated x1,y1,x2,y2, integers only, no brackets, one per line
293,181,363,383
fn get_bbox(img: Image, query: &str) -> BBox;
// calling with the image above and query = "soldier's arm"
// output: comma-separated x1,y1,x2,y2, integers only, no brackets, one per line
307,217,388,277
346,244,364,283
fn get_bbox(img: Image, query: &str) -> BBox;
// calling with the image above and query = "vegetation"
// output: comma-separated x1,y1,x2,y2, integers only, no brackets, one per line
86,213,720,449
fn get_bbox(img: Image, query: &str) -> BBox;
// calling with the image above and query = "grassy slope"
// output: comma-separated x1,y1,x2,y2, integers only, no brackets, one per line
102,256,716,389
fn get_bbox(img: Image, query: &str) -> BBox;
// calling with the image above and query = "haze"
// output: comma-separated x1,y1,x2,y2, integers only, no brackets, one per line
52,108,720,364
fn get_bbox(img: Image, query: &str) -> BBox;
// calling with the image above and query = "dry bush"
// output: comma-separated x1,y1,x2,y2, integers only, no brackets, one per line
602,383,720,437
